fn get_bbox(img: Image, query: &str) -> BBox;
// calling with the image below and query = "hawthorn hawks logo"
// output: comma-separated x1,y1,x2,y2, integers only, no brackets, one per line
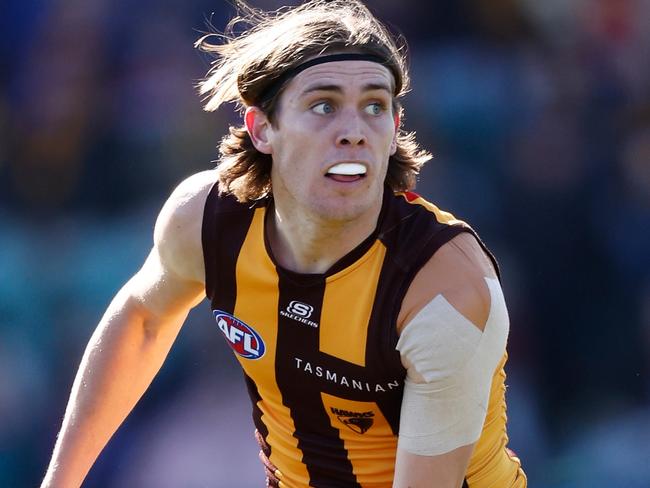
213,311,265,360
330,407,375,434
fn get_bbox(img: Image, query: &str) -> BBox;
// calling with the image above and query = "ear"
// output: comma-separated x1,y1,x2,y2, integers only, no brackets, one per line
245,106,273,154
390,111,400,155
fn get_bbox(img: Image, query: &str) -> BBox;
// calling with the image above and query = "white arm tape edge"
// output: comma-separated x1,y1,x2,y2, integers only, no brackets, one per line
396,277,509,456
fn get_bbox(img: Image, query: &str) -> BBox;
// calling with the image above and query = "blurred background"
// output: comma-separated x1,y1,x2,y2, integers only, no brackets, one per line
1,0,649,486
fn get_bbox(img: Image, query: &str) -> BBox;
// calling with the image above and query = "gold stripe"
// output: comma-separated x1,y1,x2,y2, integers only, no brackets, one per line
397,192,464,225
466,353,527,487
319,242,386,366
321,392,397,486
235,208,310,487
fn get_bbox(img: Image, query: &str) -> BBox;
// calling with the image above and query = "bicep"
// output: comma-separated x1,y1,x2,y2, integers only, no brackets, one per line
393,232,509,486
125,246,205,321
395,293,489,462
394,278,509,485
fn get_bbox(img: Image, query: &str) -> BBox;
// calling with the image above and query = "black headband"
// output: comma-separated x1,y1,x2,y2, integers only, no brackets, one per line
256,53,393,105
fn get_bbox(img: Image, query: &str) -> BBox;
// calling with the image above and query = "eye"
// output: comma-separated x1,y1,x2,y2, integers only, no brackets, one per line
312,102,334,115
364,102,385,116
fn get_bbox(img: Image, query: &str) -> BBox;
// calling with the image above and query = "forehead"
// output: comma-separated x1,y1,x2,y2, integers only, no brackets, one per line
284,60,395,96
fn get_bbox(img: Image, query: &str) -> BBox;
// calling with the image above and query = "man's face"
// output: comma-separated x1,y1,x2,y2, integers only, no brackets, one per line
258,60,398,224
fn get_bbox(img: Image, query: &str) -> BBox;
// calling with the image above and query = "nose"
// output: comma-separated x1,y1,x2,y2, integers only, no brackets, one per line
336,109,366,147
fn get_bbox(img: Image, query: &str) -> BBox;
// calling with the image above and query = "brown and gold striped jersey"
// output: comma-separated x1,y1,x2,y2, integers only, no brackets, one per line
202,185,526,487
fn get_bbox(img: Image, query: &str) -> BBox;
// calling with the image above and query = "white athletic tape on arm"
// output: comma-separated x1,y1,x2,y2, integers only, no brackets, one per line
396,277,509,456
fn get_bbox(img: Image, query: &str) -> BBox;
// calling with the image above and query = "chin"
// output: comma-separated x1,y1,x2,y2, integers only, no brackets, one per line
313,198,375,223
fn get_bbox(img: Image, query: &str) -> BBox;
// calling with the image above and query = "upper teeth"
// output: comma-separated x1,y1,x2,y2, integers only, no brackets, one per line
327,163,366,176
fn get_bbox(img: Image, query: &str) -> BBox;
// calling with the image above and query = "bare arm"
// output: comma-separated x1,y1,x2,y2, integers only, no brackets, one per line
393,233,503,488
41,171,216,488
393,445,475,488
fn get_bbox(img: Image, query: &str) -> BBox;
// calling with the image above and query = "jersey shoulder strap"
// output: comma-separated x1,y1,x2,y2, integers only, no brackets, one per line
201,183,265,301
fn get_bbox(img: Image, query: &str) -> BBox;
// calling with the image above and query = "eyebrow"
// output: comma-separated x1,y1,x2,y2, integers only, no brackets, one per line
301,82,393,97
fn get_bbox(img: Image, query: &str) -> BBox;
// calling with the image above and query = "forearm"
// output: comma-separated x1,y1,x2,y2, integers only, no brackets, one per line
393,445,474,488
42,288,187,488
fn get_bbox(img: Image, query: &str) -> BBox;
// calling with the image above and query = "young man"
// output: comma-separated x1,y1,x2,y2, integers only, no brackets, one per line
42,1,526,486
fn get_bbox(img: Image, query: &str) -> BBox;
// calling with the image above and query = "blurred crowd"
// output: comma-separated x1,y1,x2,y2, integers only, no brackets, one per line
1,0,649,486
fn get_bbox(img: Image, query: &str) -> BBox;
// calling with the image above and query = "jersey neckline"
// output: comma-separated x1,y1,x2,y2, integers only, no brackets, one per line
261,189,391,285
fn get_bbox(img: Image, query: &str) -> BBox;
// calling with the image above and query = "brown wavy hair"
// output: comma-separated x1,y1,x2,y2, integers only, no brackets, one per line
196,0,432,202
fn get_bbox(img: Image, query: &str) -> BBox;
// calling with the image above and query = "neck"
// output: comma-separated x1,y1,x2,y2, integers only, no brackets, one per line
267,198,383,274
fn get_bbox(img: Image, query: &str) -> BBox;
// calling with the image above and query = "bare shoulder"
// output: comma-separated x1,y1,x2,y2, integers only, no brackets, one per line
398,232,498,333
153,169,218,283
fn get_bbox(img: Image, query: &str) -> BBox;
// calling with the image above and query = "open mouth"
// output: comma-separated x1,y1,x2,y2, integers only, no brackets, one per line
325,162,367,182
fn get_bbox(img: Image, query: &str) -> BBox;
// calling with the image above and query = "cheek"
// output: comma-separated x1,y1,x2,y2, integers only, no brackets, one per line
271,140,315,184
278,127,323,162
372,117,397,140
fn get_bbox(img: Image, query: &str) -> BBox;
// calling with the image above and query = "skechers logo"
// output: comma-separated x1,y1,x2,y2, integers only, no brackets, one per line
213,311,265,360
280,300,319,328
288,301,313,318
330,408,375,434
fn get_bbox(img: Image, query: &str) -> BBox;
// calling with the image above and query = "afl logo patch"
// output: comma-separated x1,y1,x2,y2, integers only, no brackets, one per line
213,311,265,360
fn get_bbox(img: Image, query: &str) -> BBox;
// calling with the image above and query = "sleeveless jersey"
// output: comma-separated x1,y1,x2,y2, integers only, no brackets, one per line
202,185,526,487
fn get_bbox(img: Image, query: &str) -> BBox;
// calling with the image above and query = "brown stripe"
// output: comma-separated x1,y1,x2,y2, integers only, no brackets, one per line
275,272,360,487
201,185,256,305
245,373,270,452
246,375,280,486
